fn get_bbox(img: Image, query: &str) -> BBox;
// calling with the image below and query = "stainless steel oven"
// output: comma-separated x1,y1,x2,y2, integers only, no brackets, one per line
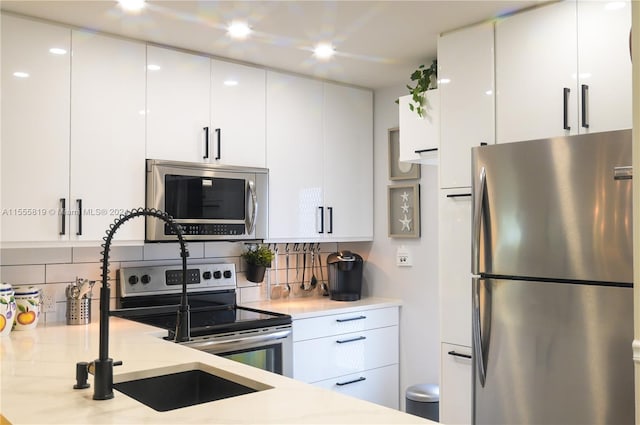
181,324,292,377
111,262,292,377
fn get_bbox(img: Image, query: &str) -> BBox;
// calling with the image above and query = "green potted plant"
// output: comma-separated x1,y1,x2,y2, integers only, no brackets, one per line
397,59,438,117
241,244,274,283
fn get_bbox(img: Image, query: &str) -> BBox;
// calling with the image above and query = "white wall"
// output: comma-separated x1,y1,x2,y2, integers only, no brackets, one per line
345,84,440,410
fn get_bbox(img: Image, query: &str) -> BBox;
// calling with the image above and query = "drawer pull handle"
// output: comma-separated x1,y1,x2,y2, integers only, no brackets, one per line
336,376,366,386
446,193,471,198
336,336,366,344
336,316,366,323
447,350,472,359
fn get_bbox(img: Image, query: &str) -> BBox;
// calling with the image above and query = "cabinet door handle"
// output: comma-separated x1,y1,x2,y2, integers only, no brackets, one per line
203,127,209,159
446,193,472,198
336,376,366,386
563,87,571,131
215,128,221,160
415,148,438,154
327,206,333,234
447,350,472,359
318,206,324,234
76,199,82,236
336,315,367,323
336,336,366,344
581,84,589,129
59,198,66,235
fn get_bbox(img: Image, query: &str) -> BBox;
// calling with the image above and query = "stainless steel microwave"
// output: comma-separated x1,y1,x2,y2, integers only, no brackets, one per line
145,159,268,241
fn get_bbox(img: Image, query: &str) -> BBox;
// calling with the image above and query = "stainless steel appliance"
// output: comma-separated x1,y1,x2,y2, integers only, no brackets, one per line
145,159,268,242
327,251,364,301
471,129,633,424
111,262,292,377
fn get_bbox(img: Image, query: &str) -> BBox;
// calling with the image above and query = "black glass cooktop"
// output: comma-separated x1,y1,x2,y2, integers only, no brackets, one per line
112,304,291,339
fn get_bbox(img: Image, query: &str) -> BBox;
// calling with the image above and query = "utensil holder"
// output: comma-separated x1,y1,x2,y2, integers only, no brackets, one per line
66,297,91,325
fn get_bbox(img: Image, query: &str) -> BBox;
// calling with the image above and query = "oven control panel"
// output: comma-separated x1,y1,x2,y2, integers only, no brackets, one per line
118,262,236,297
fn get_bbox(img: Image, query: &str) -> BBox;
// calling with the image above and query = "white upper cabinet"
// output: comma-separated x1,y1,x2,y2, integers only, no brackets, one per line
576,0,632,134
438,23,495,189
1,15,71,244
266,71,324,240
146,45,211,162
398,90,439,164
210,60,266,167
496,0,631,144
70,30,146,242
266,71,374,242
323,83,373,241
496,1,577,143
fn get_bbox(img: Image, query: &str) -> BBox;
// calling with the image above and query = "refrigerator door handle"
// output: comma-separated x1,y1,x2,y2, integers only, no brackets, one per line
473,277,488,387
472,167,486,274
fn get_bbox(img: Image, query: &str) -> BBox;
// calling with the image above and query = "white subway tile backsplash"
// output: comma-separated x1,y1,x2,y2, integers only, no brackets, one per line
46,262,119,283
0,265,45,285
143,242,204,260
72,246,144,263
0,247,72,266
203,242,243,258
238,285,261,304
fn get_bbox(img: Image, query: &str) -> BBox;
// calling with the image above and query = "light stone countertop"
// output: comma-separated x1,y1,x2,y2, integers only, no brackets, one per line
0,314,431,424
242,296,402,319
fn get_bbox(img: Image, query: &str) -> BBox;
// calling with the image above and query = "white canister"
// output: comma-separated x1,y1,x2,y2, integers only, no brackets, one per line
14,287,41,331
0,283,17,336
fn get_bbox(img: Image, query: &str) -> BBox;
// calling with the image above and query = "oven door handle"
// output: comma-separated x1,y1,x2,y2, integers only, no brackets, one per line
181,329,291,352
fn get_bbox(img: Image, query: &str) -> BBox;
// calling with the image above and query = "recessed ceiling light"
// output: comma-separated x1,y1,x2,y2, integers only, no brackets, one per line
227,21,251,40
49,47,67,55
118,0,145,13
223,80,239,86
147,64,161,71
313,43,335,60
438,78,451,85
13,71,29,78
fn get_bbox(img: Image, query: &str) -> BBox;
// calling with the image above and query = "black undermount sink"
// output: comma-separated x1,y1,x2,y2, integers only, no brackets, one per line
113,363,271,412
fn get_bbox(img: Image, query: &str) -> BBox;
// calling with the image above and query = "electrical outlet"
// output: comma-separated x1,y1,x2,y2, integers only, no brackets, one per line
397,246,412,267
42,291,56,313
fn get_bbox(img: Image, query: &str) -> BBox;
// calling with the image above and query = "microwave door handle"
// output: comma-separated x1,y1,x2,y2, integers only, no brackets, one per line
246,180,257,234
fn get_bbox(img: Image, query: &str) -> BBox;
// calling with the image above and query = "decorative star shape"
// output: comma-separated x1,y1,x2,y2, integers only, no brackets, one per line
401,203,410,213
400,191,410,202
399,214,412,231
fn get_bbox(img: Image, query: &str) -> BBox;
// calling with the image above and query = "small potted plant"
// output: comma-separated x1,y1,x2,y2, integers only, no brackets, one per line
241,244,274,283
397,59,438,117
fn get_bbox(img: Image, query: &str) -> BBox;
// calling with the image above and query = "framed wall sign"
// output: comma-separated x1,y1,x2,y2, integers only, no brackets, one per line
388,183,420,238
388,127,420,180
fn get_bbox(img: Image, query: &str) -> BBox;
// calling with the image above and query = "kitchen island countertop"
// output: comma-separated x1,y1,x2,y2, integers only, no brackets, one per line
0,314,430,424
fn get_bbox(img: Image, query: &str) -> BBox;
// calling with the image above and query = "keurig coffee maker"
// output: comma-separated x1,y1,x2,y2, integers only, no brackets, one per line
327,251,363,301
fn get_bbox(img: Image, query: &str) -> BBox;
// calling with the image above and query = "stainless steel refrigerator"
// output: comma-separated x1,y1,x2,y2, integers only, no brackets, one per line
471,129,634,425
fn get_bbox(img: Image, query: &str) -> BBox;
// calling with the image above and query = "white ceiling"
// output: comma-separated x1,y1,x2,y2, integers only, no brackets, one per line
1,0,542,89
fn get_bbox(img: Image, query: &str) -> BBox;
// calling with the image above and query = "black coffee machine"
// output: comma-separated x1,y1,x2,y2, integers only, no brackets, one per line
327,251,363,301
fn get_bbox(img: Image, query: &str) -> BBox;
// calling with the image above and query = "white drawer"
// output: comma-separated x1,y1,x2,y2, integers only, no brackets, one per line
293,307,399,342
312,364,399,409
293,326,398,383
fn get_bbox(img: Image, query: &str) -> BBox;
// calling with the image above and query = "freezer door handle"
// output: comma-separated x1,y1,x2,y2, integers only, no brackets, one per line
472,167,486,274
614,166,633,180
473,277,488,387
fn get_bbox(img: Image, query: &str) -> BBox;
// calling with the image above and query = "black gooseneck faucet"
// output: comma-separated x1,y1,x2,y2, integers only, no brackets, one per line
78,208,190,400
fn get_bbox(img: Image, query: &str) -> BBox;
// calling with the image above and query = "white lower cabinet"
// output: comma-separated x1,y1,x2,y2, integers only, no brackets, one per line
292,307,399,409
440,343,472,425
313,364,399,408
